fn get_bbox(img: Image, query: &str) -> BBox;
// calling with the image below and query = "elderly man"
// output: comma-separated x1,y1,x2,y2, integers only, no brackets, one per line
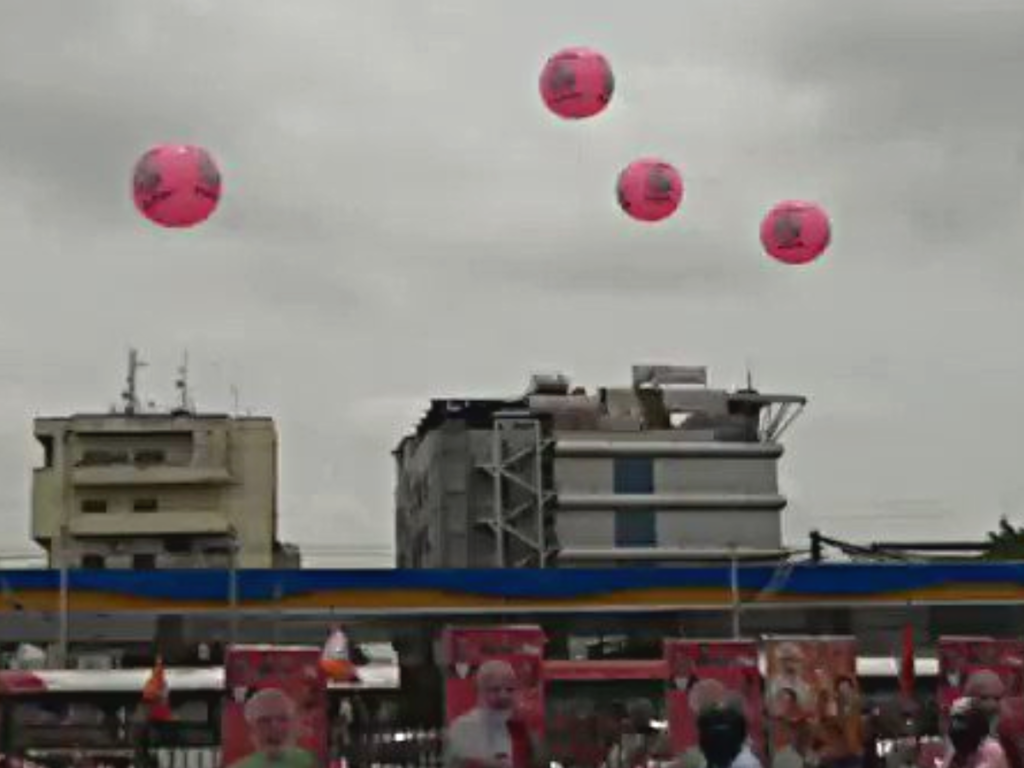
445,660,541,768
767,644,813,713
228,688,317,768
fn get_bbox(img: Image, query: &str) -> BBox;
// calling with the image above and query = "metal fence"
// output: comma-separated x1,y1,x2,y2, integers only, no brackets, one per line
337,728,444,768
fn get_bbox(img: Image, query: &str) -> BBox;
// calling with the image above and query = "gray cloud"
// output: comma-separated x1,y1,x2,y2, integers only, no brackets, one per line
0,0,1022,562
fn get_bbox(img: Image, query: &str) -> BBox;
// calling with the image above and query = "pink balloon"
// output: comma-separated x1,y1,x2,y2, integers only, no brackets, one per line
539,47,614,120
616,159,683,223
760,200,831,265
132,145,221,228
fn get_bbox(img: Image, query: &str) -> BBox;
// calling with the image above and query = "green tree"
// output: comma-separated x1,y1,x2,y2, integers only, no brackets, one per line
982,516,1024,560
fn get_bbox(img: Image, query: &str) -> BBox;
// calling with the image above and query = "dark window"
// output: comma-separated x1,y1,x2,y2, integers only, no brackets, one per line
133,498,159,512
134,449,167,465
80,499,108,514
613,457,656,547
165,537,192,555
133,553,156,570
79,449,130,466
81,554,106,570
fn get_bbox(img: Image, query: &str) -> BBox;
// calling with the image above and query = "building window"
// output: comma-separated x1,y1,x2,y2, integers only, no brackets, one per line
79,449,130,466
133,498,159,513
134,449,167,465
133,553,156,570
165,536,193,555
80,499,108,514
81,554,106,570
614,457,656,547
615,510,657,547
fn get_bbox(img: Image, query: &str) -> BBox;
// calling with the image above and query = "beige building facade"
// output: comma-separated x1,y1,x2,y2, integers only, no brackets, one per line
32,412,296,569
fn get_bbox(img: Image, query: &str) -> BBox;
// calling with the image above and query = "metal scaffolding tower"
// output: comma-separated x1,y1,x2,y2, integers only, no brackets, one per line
475,412,559,568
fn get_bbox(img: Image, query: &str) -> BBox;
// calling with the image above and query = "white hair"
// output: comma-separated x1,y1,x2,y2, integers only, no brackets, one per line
244,688,296,723
476,659,516,690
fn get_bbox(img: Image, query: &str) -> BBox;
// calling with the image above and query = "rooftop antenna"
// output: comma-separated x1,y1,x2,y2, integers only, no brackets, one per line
175,351,193,413
230,384,240,416
740,358,755,392
121,348,147,415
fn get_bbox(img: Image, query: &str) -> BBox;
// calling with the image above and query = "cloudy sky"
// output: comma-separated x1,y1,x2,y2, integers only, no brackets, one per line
1,0,1023,566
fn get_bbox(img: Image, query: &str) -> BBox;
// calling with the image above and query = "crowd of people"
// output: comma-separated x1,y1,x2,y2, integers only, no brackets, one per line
443,660,1024,768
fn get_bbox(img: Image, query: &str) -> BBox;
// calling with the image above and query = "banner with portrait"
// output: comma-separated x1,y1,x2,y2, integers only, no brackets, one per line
938,637,1024,715
664,639,763,758
441,625,547,737
222,645,328,768
764,637,861,764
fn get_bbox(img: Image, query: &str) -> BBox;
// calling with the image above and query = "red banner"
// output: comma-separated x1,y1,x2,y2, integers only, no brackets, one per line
442,626,546,737
664,640,763,758
765,637,861,765
938,637,1024,715
221,646,328,768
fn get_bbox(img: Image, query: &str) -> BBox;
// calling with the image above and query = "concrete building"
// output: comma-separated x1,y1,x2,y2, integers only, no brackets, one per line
393,364,806,568
31,351,299,570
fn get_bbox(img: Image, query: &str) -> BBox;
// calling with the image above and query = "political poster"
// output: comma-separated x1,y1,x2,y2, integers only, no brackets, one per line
664,639,763,758
764,637,861,765
221,646,328,768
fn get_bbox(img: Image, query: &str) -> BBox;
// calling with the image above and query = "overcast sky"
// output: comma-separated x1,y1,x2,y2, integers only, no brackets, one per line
1,0,1023,566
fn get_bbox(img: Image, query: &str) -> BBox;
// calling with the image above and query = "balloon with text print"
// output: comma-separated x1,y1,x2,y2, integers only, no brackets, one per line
760,200,831,265
133,144,222,228
539,47,614,120
616,159,683,222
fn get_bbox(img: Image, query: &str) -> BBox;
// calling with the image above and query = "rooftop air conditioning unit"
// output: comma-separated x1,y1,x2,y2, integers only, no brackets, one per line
528,373,570,396
632,365,708,388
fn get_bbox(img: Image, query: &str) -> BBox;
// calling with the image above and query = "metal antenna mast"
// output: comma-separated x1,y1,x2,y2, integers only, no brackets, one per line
175,351,193,412
121,348,147,415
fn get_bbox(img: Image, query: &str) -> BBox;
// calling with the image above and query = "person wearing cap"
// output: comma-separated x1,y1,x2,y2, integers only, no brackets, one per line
945,698,1008,768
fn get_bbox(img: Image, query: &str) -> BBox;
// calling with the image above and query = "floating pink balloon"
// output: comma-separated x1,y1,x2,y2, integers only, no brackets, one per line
132,144,221,228
760,200,831,265
539,47,614,120
616,159,683,223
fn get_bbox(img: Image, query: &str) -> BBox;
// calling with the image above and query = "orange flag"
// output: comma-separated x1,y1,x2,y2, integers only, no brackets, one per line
320,625,359,682
142,657,173,722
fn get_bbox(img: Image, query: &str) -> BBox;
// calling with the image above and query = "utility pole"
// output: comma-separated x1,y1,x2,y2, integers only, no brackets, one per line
57,524,69,668
228,526,239,646
729,545,741,639
56,428,75,668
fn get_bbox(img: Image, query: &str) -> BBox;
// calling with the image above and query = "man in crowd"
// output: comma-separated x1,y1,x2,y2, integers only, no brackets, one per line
604,699,672,768
445,660,542,768
696,701,762,768
965,673,1007,732
945,698,1008,768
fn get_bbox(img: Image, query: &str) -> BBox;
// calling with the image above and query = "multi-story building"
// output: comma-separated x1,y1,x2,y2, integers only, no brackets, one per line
393,364,806,568
31,352,299,570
